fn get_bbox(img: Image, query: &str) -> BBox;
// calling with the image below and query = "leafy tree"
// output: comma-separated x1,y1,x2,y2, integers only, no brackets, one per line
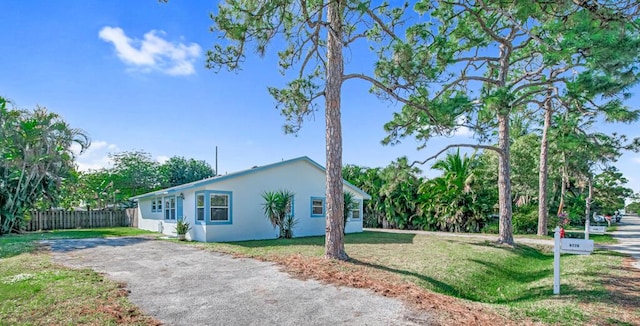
78,169,121,210
592,167,634,215
159,156,215,188
548,109,638,226
0,97,90,233
343,164,385,228
626,201,640,215
419,150,491,232
533,4,640,235
207,0,414,260
510,133,540,208
261,189,295,239
379,1,640,244
109,151,162,202
380,1,545,244
343,160,423,230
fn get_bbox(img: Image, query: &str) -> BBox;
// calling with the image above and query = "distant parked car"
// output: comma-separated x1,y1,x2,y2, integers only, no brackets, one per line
593,215,606,223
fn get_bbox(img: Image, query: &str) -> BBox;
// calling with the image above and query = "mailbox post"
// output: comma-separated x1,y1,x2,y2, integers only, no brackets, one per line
553,226,594,295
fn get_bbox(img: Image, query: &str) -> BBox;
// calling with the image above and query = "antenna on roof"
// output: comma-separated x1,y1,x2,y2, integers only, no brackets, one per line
215,146,218,175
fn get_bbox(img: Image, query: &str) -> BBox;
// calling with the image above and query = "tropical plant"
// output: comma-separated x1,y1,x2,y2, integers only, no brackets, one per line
419,151,490,233
261,190,296,239
282,214,298,239
176,219,191,235
0,97,90,234
343,191,358,234
379,1,640,245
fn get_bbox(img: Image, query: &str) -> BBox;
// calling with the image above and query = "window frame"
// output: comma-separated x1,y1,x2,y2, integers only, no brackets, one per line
349,199,363,220
196,194,205,221
310,197,325,218
164,196,176,220
194,190,233,225
209,193,230,222
151,199,157,212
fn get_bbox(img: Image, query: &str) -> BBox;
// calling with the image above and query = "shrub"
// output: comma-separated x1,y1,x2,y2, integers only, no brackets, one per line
363,213,378,228
512,206,538,234
176,219,191,235
481,219,499,234
282,214,298,239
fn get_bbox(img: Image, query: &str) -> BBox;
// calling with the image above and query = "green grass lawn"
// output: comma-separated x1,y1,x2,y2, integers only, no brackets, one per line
198,231,638,325
0,227,158,325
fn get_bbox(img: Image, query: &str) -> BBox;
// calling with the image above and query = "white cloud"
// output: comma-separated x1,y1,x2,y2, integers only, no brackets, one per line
453,116,473,137
72,140,119,171
99,26,201,76
156,155,170,164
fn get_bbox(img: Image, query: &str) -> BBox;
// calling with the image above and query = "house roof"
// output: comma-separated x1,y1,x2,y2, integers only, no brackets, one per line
130,156,371,200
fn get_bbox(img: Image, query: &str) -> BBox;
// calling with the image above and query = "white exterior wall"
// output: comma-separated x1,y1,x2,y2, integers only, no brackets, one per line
136,197,184,238
136,159,365,242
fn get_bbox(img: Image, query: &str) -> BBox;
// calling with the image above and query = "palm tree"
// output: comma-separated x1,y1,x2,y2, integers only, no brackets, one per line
0,98,90,233
261,190,295,238
420,150,487,232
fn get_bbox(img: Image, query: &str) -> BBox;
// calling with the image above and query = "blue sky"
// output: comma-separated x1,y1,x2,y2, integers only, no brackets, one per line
1,1,638,197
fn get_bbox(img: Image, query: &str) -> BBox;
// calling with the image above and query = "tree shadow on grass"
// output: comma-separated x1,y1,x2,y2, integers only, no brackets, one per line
467,241,554,261
350,257,554,304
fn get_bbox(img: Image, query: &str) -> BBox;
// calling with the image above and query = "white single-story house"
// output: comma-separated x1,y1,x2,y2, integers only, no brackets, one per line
130,156,371,242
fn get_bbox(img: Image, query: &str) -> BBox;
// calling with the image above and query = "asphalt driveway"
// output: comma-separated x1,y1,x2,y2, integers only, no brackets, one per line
45,237,433,325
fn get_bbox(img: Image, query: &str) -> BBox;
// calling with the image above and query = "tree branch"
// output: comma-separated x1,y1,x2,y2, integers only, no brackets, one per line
411,143,504,167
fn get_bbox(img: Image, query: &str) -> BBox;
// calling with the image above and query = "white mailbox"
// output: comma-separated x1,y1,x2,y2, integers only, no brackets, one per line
560,238,594,255
588,226,606,234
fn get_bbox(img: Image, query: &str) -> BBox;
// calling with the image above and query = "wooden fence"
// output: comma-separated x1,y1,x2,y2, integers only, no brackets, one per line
23,209,136,231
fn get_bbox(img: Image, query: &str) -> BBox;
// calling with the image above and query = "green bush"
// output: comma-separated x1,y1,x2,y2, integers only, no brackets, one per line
481,219,499,234
512,206,538,234
363,213,379,228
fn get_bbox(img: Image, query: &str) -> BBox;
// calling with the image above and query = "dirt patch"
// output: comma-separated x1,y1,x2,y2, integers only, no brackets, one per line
91,281,162,326
253,254,518,326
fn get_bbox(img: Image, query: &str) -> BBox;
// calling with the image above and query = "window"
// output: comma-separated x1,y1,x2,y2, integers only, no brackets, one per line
311,197,325,217
210,194,230,221
156,197,162,212
351,200,361,220
195,191,232,224
196,194,205,221
151,199,157,212
165,197,176,220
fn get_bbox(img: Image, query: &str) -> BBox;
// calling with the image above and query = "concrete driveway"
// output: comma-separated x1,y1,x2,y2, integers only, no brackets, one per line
609,214,640,269
45,238,433,326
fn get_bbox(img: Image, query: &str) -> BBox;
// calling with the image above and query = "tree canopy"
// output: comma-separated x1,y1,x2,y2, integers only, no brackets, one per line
207,0,414,260
0,97,90,233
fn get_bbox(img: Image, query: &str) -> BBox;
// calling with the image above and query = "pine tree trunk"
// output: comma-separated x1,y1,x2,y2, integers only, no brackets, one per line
585,177,593,224
497,113,514,245
324,0,347,261
557,153,567,216
537,96,552,236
